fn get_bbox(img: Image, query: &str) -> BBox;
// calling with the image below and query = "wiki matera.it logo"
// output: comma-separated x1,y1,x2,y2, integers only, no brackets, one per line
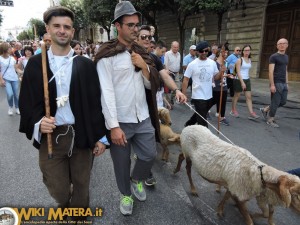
0,208,18,225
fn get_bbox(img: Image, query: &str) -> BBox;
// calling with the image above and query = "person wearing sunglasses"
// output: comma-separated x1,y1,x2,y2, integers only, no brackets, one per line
226,46,241,97
136,25,187,187
182,41,225,127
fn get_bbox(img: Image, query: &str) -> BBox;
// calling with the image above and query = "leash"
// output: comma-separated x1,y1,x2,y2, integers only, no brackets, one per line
184,102,234,145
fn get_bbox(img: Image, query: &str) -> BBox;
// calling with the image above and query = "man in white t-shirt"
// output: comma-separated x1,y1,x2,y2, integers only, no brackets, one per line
182,41,224,127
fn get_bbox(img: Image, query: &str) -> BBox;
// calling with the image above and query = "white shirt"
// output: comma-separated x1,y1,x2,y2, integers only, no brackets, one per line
164,50,181,73
239,58,251,79
97,51,151,129
0,56,18,81
34,47,76,142
184,58,219,100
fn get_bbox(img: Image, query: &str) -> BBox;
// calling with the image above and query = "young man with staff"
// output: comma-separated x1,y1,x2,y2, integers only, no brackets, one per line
19,6,107,221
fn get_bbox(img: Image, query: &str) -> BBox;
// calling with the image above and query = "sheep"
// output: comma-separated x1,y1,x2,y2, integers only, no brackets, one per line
181,125,300,225
157,107,198,195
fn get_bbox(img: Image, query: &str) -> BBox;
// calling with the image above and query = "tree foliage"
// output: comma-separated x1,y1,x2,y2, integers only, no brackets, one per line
17,30,34,41
60,0,89,39
0,11,3,27
28,18,46,40
83,0,115,40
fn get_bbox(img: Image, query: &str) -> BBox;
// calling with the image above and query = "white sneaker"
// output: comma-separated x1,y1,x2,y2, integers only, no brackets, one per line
215,112,219,117
8,107,13,116
16,108,20,115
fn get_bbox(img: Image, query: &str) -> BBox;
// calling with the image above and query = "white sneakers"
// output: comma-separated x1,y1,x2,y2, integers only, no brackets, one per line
8,107,13,116
8,107,20,115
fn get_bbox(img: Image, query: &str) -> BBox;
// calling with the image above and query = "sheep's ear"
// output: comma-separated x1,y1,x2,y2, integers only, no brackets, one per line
278,175,292,207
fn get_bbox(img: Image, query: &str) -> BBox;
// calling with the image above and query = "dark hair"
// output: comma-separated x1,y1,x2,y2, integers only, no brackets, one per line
140,25,151,33
23,46,34,56
43,6,75,25
70,40,81,49
241,44,252,58
156,40,167,49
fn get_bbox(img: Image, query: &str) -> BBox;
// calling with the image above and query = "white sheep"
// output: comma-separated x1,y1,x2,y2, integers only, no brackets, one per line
181,125,300,225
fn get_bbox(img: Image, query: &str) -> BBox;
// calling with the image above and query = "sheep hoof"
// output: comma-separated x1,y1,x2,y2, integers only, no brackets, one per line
173,168,180,174
191,191,198,197
217,210,224,218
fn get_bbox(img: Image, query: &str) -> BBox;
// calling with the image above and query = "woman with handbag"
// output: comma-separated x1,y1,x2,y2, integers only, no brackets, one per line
0,42,20,115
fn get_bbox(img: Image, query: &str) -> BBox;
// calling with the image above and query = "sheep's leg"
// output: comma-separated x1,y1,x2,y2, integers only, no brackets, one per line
173,152,185,174
186,156,198,196
217,190,232,217
233,198,253,225
215,184,221,193
268,204,275,225
251,196,268,219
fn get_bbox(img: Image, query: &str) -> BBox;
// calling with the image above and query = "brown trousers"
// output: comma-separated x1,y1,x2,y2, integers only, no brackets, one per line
39,125,93,209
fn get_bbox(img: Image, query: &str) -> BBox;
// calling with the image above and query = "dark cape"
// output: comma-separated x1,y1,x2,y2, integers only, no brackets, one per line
95,39,161,142
19,53,107,149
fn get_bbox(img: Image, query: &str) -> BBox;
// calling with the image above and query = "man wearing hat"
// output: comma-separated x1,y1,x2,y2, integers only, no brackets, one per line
182,45,197,72
94,1,161,216
181,41,225,127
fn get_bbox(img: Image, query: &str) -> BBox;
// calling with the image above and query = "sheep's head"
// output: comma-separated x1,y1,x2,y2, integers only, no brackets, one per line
158,107,172,126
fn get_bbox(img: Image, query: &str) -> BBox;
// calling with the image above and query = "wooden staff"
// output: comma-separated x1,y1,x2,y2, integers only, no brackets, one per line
41,43,53,159
217,58,227,134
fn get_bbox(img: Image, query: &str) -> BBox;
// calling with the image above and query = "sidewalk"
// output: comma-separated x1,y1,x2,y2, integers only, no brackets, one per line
251,78,300,104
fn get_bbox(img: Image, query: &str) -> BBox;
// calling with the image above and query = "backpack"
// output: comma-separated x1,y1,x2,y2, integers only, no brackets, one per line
233,58,243,77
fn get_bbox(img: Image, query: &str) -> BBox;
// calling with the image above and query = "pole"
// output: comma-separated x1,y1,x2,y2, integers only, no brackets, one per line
41,43,53,159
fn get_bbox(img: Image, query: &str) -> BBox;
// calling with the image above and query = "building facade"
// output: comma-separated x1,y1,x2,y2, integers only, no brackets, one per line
156,0,300,81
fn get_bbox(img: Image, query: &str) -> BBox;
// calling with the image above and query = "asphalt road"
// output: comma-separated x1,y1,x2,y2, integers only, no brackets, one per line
0,83,299,225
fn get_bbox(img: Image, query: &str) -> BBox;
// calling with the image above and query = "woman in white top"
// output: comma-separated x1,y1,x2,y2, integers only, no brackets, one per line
0,42,20,115
16,45,34,80
230,44,260,120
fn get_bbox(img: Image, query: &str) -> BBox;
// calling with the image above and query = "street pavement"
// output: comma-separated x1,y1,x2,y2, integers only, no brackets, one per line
0,78,299,225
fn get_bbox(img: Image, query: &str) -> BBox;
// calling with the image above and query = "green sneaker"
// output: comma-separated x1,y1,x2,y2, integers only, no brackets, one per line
120,195,133,215
131,181,146,201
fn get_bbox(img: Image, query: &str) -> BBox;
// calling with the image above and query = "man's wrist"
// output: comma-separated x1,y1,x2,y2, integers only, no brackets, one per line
173,88,180,92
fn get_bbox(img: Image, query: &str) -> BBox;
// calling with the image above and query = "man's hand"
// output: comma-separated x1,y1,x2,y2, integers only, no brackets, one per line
131,51,147,70
93,141,106,156
40,116,56,133
270,84,276,94
111,127,127,146
175,90,187,103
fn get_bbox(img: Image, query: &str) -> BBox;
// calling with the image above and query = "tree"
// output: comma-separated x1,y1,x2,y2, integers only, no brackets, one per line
195,0,246,44
160,0,199,62
28,18,46,40
60,0,89,40
83,0,115,40
0,11,3,27
131,0,163,40
17,30,34,41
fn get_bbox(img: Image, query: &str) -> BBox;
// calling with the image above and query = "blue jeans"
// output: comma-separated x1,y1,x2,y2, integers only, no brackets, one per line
4,79,19,108
287,168,300,178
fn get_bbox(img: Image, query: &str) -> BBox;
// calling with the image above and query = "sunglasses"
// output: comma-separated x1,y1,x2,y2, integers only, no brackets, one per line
198,49,209,53
236,50,241,52
140,34,152,41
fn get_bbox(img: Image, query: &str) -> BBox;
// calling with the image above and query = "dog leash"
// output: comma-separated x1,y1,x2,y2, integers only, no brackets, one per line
184,102,235,145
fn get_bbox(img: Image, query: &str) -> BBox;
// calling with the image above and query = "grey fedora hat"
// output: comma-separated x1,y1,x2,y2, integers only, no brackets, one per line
112,1,141,24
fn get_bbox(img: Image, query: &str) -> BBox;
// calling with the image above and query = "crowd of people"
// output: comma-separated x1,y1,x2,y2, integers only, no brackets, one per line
0,0,293,222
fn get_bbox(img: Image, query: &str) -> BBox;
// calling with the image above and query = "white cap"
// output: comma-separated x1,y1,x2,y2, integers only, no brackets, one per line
189,45,196,50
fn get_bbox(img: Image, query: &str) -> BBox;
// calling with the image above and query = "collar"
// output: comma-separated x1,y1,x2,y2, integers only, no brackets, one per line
48,46,75,60
258,165,266,188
